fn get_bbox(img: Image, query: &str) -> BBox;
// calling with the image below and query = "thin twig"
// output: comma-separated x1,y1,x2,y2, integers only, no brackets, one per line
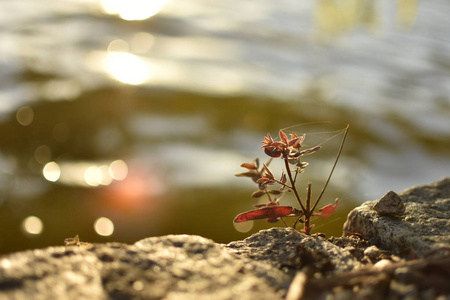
310,124,349,213
284,157,306,212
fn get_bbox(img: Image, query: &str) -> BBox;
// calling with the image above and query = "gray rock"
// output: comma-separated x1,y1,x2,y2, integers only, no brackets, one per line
0,234,291,300
226,227,362,274
344,177,450,256
0,228,364,300
373,190,406,216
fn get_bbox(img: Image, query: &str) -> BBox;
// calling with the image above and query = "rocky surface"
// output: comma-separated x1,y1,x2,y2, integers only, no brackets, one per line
344,177,450,257
0,178,449,299
0,234,290,300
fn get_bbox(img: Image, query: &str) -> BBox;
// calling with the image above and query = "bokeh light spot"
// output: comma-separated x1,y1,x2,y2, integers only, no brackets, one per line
101,0,171,21
34,145,52,164
16,106,34,126
96,165,113,185
107,39,129,53
22,216,43,235
94,217,114,236
131,32,154,54
104,52,151,85
109,160,128,181
43,162,61,182
84,166,100,187
233,220,254,233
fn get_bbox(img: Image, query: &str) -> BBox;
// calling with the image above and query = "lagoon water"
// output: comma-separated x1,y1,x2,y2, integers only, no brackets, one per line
0,0,449,254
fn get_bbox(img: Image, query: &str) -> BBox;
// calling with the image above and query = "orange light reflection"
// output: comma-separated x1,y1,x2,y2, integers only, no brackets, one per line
103,166,167,213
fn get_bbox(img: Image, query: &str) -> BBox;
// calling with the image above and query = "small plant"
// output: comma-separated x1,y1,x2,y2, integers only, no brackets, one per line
234,125,349,235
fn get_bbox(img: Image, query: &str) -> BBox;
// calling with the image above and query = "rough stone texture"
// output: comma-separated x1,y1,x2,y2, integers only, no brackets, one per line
344,177,450,256
226,227,362,274
373,190,406,216
0,235,290,300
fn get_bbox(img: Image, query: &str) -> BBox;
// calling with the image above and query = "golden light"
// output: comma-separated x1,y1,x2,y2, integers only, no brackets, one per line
94,217,114,236
107,39,129,53
233,220,254,233
22,216,43,235
96,165,114,185
104,52,151,85
84,166,100,187
109,160,128,181
43,162,61,182
101,0,171,21
16,106,34,126
130,32,154,54
40,160,128,187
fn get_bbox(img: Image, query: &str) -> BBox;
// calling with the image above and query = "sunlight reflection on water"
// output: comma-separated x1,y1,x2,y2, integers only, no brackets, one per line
101,0,171,20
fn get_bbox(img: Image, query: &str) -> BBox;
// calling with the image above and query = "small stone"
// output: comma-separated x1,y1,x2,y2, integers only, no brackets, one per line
373,259,392,270
373,190,405,216
363,245,381,259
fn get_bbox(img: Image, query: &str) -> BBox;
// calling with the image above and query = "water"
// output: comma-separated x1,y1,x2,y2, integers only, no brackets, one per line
0,0,449,254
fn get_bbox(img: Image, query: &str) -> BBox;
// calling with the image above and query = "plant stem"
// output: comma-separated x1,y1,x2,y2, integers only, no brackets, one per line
284,157,306,213
304,182,312,235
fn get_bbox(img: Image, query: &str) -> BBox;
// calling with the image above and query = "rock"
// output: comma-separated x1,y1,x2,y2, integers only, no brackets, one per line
0,228,364,300
344,177,450,256
226,227,362,274
0,234,290,300
373,190,405,216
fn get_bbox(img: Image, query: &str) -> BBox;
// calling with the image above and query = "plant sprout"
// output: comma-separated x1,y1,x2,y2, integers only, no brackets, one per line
234,125,349,235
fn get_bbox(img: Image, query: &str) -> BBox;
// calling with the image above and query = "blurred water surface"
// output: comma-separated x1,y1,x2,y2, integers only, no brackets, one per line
0,0,449,254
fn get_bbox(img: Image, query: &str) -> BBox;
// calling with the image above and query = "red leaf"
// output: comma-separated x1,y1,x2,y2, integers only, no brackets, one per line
262,164,274,179
279,130,289,144
251,190,266,198
314,198,339,218
266,218,280,223
234,206,298,223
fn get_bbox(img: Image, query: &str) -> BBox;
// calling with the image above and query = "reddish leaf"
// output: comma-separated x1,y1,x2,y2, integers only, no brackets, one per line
314,198,339,218
262,164,274,179
262,133,274,146
251,190,266,198
301,146,321,156
234,206,301,223
254,158,260,169
280,172,287,185
266,218,280,223
279,130,289,144
268,190,282,195
235,171,258,177
240,162,257,170
264,146,282,158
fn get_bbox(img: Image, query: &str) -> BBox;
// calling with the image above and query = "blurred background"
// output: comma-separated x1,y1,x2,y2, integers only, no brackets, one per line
0,0,449,255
